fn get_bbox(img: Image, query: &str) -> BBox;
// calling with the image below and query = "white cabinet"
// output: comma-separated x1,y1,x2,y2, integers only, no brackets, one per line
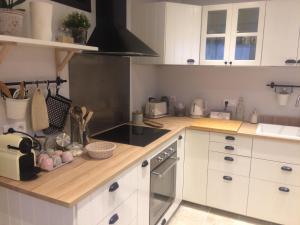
183,129,209,205
261,0,300,66
200,1,265,66
175,132,185,205
130,1,201,65
137,157,151,225
247,179,300,225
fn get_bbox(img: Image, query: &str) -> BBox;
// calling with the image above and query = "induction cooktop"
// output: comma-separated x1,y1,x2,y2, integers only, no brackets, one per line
92,124,170,147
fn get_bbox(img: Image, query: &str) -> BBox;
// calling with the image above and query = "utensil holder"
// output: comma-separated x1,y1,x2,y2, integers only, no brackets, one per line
30,2,53,41
5,98,30,120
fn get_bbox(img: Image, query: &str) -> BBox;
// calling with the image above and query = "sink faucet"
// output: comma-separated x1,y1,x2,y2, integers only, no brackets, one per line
296,95,300,107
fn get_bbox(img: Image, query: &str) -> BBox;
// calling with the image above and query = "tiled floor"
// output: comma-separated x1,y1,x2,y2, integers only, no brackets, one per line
168,202,277,225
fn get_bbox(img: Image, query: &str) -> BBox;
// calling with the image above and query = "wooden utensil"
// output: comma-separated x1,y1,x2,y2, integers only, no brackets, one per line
81,106,87,118
32,88,49,131
18,81,25,99
0,81,12,98
83,111,94,129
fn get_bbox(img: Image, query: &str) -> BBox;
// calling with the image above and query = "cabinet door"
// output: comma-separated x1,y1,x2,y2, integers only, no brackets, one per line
183,129,209,205
175,132,185,205
165,3,201,65
137,158,151,225
229,1,266,66
261,0,300,66
200,4,232,65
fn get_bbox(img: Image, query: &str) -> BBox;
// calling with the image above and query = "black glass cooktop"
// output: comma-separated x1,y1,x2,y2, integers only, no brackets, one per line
92,124,170,147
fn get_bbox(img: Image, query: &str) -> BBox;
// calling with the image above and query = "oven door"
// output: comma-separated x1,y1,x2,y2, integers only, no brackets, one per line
150,153,177,225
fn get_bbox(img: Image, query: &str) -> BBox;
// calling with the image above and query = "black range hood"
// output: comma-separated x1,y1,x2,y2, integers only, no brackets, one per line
87,0,158,57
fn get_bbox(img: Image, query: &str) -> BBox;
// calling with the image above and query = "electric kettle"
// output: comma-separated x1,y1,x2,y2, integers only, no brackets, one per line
190,98,206,118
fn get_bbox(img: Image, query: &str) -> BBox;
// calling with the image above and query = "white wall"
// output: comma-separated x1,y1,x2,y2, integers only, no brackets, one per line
0,0,96,132
156,65,300,120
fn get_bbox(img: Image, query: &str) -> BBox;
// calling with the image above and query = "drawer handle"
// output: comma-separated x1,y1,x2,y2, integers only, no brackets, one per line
161,218,167,225
223,176,233,181
281,166,293,172
224,156,234,162
279,187,290,193
225,146,234,151
225,136,235,141
178,135,183,140
285,59,297,64
109,182,119,192
109,213,119,224
142,160,149,168
187,59,195,64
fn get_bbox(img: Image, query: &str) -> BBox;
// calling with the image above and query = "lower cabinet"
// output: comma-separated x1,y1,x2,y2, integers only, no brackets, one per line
183,129,209,205
207,170,249,215
247,179,300,225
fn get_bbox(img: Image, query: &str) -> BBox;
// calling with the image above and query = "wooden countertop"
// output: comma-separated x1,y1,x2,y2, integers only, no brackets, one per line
0,117,297,208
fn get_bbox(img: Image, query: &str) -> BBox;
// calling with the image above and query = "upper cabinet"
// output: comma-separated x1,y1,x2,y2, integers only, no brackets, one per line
130,1,201,65
261,0,300,66
200,1,266,66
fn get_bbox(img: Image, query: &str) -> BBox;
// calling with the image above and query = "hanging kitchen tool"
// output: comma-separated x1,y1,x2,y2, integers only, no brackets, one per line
31,85,49,132
0,81,13,98
43,80,72,135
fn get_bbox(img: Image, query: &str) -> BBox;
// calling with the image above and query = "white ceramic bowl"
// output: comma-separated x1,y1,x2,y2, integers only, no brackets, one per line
85,141,116,159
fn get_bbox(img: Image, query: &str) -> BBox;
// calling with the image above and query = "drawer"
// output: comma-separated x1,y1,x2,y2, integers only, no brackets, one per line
207,170,249,215
247,179,300,225
99,192,138,225
208,152,251,177
209,132,252,149
251,158,300,187
101,167,138,217
209,141,251,157
253,137,300,165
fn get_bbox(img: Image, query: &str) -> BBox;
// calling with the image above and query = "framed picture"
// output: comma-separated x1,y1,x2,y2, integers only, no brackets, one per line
52,0,91,12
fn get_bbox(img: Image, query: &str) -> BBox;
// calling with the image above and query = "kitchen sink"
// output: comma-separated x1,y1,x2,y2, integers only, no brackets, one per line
256,123,300,140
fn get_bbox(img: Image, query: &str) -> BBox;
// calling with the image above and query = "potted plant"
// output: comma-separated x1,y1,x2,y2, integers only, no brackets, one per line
0,0,25,36
62,12,90,44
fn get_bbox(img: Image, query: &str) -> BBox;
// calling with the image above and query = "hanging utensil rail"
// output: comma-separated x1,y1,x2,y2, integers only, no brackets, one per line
4,77,67,87
267,82,300,89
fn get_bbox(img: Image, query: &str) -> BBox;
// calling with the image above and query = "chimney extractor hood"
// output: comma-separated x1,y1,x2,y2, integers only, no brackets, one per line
86,0,158,57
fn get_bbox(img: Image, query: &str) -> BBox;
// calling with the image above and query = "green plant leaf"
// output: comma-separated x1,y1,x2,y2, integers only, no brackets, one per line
11,0,25,8
62,12,91,29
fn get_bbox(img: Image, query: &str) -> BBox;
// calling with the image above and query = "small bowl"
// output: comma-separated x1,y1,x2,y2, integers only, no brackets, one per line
85,141,117,159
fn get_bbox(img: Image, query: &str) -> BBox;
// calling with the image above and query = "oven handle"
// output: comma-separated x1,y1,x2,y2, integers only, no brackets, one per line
151,157,179,178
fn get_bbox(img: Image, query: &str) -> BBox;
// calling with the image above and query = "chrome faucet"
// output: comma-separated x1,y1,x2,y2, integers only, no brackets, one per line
296,95,300,107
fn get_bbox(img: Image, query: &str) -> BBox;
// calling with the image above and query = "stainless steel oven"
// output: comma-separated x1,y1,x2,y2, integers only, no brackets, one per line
150,141,178,225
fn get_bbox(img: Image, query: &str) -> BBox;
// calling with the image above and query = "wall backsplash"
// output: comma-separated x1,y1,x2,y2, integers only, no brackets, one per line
0,0,96,133
156,65,300,121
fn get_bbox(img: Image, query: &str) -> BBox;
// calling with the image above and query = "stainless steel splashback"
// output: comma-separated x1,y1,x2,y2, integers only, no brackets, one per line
69,54,130,134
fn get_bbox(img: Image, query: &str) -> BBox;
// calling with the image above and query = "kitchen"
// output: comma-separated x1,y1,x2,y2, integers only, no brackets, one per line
0,0,300,225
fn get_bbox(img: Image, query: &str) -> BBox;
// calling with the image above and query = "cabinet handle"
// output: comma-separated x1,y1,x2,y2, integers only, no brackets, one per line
285,59,297,64
223,176,233,181
279,187,290,193
297,60,300,64
142,160,149,168
281,166,293,172
161,218,167,225
229,61,233,65
187,59,195,64
224,61,228,65
109,213,119,224
178,135,183,140
224,156,234,162
225,146,234,151
109,182,119,192
225,136,235,141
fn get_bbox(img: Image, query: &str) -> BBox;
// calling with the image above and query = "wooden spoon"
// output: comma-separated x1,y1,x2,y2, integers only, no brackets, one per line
18,81,25,99
0,81,12,98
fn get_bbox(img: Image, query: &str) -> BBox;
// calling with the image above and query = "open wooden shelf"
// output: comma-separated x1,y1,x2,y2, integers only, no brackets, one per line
0,35,98,74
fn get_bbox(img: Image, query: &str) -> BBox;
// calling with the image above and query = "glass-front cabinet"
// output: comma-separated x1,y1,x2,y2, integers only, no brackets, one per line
200,2,266,66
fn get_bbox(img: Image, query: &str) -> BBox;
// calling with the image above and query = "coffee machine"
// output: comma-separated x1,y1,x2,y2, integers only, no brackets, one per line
0,134,40,181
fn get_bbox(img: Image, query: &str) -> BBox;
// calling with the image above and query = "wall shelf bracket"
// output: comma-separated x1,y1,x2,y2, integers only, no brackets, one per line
55,49,78,75
0,43,15,64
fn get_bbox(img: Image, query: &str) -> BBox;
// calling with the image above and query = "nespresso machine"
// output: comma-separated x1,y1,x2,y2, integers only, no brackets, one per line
0,133,40,181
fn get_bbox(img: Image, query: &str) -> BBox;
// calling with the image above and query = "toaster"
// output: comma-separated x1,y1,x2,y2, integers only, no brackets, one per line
0,134,39,181
145,101,168,119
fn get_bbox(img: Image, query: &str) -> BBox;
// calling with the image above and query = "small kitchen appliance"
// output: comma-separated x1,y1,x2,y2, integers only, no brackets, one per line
145,101,168,119
0,134,39,181
190,98,205,118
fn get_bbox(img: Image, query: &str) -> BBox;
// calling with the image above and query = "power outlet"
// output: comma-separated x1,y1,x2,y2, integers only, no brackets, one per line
224,99,238,107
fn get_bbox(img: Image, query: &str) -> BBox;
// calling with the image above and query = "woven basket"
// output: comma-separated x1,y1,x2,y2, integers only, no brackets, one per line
85,141,116,159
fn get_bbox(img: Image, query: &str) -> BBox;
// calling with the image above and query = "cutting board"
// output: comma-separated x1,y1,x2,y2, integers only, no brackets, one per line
31,88,49,131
